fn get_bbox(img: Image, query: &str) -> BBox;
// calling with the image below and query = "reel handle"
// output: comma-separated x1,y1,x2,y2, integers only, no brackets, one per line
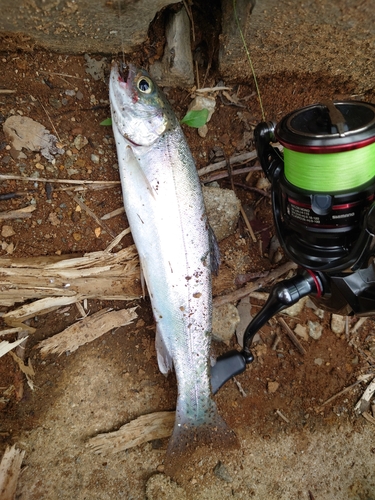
211,270,321,394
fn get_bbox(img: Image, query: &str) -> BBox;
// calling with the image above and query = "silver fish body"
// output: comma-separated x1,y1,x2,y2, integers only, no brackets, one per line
109,63,237,467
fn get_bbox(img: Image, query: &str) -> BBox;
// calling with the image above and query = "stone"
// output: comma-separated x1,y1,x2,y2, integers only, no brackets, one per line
149,7,194,87
212,303,240,345
218,0,375,92
73,135,88,151
235,296,252,347
308,320,323,340
284,296,307,317
267,381,279,393
1,225,15,238
203,186,241,241
213,461,233,483
0,0,175,54
294,324,308,342
331,314,346,335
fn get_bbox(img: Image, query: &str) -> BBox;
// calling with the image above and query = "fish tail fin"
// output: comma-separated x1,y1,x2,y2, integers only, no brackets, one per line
164,402,238,477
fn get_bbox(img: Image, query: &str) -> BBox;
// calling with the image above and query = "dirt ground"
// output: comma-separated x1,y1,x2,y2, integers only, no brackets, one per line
1,7,375,500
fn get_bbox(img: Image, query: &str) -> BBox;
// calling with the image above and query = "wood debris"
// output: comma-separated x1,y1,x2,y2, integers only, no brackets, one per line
88,411,175,455
38,307,137,356
197,151,258,177
354,376,375,416
275,409,289,423
213,261,298,307
0,338,28,358
0,445,25,500
8,351,35,390
0,231,141,327
278,317,306,356
316,374,374,411
362,411,375,425
0,205,36,220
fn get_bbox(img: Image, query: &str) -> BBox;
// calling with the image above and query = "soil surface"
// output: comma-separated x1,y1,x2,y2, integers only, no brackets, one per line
1,9,375,500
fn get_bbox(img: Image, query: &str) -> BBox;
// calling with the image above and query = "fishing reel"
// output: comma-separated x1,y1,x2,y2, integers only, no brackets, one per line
212,100,375,394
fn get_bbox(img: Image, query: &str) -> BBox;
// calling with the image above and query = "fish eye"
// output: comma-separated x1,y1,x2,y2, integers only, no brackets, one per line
137,77,153,94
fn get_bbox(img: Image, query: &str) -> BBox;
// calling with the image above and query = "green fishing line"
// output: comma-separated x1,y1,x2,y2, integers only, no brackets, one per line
284,142,375,192
233,0,265,121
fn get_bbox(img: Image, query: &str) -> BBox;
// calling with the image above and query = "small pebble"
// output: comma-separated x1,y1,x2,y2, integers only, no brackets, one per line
267,381,279,393
314,358,323,366
213,461,232,483
308,320,323,340
1,225,15,238
73,232,82,241
91,154,100,164
294,323,308,341
331,314,346,335
74,135,88,150
212,303,240,345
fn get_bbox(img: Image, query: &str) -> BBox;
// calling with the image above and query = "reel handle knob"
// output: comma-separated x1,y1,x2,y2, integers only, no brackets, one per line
241,270,322,359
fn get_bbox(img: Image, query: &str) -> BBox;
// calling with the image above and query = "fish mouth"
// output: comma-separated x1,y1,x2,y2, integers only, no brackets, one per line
118,61,129,83
115,61,137,86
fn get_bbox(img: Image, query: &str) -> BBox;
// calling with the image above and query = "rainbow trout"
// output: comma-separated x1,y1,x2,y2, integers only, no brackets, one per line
109,63,237,469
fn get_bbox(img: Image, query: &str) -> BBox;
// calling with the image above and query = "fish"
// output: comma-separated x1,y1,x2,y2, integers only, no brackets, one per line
109,62,238,470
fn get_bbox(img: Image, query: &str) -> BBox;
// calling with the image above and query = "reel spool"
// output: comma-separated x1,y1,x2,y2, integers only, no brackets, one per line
265,101,375,271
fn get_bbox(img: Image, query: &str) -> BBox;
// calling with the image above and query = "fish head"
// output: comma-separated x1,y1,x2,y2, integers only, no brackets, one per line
110,62,178,147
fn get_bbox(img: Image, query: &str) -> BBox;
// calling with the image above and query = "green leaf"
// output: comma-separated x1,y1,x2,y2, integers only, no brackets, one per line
181,108,209,128
100,117,112,126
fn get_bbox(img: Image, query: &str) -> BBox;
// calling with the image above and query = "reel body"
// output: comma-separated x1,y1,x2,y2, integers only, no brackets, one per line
211,100,375,394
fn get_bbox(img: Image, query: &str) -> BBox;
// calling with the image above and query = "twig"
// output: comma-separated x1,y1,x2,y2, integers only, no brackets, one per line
271,333,281,350
233,377,247,397
278,317,306,356
203,166,262,183
275,409,289,423
182,0,195,42
39,70,82,79
38,99,62,143
0,205,36,220
195,86,232,93
213,261,297,307
235,271,269,286
355,376,375,415
240,204,257,242
101,207,125,220
0,174,120,186
0,89,16,94
198,151,258,177
233,182,271,198
317,379,364,410
66,191,116,238
362,411,375,425
351,317,367,334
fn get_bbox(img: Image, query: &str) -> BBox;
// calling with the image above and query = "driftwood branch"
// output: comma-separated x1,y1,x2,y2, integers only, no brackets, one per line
88,411,175,455
278,317,306,356
197,151,258,177
0,445,25,500
213,261,297,307
0,230,141,328
38,307,138,356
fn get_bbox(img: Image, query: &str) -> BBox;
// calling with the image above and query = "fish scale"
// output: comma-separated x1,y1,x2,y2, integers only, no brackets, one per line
109,62,238,472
